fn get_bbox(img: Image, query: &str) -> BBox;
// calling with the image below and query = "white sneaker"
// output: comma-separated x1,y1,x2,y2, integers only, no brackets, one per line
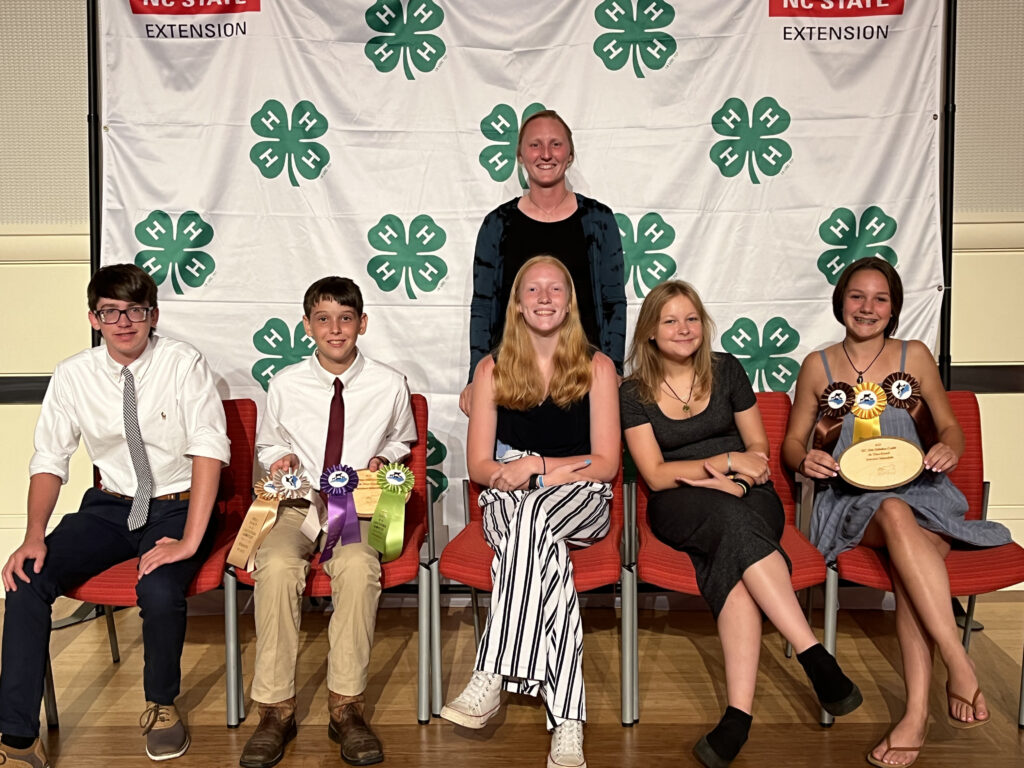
548,719,586,768
439,670,503,728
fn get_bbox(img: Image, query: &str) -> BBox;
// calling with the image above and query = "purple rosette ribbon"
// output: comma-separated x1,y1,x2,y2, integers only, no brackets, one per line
319,464,360,563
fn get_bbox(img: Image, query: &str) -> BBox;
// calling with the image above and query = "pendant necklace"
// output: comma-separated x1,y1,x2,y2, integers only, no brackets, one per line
663,376,694,415
527,189,570,220
842,338,886,384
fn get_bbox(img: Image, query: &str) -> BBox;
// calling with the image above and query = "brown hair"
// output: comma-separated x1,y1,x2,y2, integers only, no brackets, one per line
625,281,716,404
87,264,158,311
831,258,903,338
492,256,592,409
303,276,363,317
516,109,575,163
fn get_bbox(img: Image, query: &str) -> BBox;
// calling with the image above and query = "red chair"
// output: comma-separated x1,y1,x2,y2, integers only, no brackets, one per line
821,390,1024,726
632,392,827,722
42,398,258,728
435,463,629,721
225,393,433,725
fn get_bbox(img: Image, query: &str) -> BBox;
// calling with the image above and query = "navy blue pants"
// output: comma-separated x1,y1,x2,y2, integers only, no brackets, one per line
0,488,213,737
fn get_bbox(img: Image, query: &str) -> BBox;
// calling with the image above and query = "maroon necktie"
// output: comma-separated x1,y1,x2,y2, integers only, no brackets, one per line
324,378,344,468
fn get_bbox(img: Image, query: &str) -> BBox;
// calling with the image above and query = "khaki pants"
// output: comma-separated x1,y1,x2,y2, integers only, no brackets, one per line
250,505,381,704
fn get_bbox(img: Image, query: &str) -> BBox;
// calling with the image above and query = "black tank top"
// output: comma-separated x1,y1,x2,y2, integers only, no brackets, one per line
496,394,591,457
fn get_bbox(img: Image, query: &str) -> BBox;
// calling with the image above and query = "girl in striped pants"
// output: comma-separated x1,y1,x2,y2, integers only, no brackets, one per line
440,256,620,768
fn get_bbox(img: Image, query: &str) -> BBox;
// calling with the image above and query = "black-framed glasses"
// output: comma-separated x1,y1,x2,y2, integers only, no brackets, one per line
93,306,153,324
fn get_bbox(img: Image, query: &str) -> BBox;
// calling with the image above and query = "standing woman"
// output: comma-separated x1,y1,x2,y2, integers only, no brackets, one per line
782,258,1011,767
621,281,861,768
441,256,620,768
461,109,626,414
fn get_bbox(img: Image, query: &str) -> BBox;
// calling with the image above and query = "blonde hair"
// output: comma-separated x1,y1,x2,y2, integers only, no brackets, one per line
492,256,592,409
625,280,716,404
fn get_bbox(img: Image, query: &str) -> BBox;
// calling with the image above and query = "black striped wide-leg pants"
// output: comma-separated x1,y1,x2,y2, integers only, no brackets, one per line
476,481,612,730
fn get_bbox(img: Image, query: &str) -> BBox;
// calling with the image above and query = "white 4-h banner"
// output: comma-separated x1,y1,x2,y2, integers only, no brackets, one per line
99,0,941,538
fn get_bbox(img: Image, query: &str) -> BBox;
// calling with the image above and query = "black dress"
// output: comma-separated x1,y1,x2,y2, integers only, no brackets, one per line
619,353,788,618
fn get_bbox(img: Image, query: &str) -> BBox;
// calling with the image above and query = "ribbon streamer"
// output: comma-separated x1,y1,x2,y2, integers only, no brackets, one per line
228,475,289,571
813,381,854,452
319,464,360,563
368,463,415,563
850,382,887,445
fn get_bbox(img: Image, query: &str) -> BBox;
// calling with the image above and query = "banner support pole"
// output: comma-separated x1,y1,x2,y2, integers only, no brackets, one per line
939,0,957,389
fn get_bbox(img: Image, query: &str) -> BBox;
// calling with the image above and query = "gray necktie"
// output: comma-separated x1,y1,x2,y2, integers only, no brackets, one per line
122,367,153,530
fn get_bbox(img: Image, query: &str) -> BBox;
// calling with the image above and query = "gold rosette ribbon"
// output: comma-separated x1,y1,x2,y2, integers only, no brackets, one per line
850,382,887,445
368,463,414,563
227,471,310,572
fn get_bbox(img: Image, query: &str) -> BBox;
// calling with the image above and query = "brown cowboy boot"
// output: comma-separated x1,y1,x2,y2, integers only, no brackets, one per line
327,691,383,766
239,697,297,768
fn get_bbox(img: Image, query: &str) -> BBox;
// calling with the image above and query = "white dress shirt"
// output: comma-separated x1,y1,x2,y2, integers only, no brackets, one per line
256,349,417,541
30,335,231,496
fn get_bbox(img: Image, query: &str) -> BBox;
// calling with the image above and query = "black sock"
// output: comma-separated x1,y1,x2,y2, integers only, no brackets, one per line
1,734,36,750
704,706,752,762
797,643,854,704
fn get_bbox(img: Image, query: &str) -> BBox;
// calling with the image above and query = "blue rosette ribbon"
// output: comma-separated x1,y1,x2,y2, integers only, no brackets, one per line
319,464,360,563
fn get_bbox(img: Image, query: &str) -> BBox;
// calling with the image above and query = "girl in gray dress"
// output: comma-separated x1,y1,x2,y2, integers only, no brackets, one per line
783,258,1011,768
622,281,861,768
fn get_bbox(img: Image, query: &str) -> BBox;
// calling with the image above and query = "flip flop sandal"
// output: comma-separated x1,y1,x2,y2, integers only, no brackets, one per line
865,733,923,768
946,682,990,729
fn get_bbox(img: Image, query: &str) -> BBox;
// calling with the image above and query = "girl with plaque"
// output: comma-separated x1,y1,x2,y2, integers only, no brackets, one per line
620,281,862,768
782,258,1011,767
440,256,619,768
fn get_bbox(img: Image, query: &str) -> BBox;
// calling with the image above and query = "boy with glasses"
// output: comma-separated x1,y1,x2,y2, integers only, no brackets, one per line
0,264,230,766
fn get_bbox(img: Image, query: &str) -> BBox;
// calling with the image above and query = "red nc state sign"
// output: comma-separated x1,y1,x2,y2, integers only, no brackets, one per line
769,0,904,17
129,0,261,15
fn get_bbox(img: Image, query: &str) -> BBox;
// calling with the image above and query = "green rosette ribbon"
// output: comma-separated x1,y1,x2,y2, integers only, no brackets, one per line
368,462,414,562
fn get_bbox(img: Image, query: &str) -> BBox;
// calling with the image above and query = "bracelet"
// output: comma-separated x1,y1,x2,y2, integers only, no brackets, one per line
537,474,545,488
732,477,750,497
528,473,540,490
727,452,733,473
540,455,547,474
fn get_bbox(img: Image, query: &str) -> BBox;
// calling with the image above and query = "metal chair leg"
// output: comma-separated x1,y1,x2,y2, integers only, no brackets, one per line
470,587,482,646
429,558,442,716
1018,639,1024,728
961,594,977,652
620,565,634,726
820,567,839,727
417,561,431,724
224,567,243,728
103,605,120,663
43,652,59,729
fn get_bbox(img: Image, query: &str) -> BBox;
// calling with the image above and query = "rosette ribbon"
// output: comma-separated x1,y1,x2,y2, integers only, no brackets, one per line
227,469,311,571
813,381,854,453
850,382,887,445
319,464,360,563
881,372,939,450
368,463,415,563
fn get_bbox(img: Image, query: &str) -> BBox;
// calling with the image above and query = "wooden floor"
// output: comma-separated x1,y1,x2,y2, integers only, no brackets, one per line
6,594,1024,767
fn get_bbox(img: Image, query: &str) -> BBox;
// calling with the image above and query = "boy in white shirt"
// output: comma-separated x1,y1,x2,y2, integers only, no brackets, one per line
0,264,230,766
241,276,415,768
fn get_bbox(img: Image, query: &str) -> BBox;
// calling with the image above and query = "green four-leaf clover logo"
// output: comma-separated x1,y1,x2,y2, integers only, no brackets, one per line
478,102,546,188
721,317,801,393
364,0,446,80
817,206,898,285
426,430,449,505
250,99,331,187
710,97,792,185
367,214,448,299
250,318,316,391
616,212,676,297
134,210,215,295
593,0,677,78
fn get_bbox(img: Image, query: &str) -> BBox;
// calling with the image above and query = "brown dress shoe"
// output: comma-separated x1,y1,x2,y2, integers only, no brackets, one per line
239,698,297,768
327,693,383,766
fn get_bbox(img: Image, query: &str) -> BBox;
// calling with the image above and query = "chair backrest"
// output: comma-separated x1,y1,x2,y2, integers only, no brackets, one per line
756,391,798,526
218,398,259,529
406,394,429,535
946,390,984,521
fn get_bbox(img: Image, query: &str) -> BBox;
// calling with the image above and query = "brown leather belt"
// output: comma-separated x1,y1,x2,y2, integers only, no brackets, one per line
101,488,191,502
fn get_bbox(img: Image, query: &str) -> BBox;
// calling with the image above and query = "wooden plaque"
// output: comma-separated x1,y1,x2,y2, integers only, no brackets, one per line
838,436,924,491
